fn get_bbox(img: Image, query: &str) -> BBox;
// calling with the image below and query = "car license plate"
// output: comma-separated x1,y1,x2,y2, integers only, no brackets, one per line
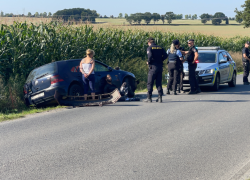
184,76,189,80
31,92,44,100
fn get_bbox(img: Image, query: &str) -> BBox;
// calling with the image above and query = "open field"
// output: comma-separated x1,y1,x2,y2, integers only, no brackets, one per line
0,17,247,38
94,18,247,38
0,17,52,25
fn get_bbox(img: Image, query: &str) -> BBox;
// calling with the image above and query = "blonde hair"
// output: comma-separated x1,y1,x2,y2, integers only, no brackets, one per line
86,49,95,56
170,43,176,54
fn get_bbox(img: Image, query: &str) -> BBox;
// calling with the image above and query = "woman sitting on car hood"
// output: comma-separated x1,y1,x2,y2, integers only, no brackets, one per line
80,49,96,100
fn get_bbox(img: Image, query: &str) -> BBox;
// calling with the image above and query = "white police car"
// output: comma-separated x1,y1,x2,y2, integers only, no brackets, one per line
182,47,237,91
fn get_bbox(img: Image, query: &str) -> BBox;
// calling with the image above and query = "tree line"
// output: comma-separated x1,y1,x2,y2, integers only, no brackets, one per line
125,12,184,25
0,11,52,18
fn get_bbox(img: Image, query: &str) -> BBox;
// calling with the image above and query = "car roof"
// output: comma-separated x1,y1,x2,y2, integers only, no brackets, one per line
56,59,107,66
197,47,227,53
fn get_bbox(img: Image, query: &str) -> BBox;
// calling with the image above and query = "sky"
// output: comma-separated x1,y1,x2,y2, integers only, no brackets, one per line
0,0,245,18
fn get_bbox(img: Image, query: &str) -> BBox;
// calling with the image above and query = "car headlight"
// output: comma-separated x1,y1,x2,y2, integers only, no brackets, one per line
204,69,213,74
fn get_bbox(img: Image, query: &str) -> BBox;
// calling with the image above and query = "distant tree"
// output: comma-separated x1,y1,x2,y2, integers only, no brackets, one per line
104,15,108,18
54,8,98,22
125,13,128,18
185,15,188,19
192,14,197,20
143,12,152,24
165,12,175,24
118,13,123,18
0,11,4,17
133,13,143,24
43,12,47,18
235,0,250,28
188,14,191,19
200,13,211,24
152,13,160,24
35,12,39,17
48,12,52,17
212,12,226,25
174,14,183,19
231,17,235,20
110,15,114,18
27,12,31,17
39,13,43,17
161,15,165,24
126,15,133,24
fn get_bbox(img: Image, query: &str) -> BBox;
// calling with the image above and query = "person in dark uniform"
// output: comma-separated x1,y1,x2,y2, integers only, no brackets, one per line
184,39,201,94
166,40,184,95
144,37,168,103
177,46,186,93
242,41,250,85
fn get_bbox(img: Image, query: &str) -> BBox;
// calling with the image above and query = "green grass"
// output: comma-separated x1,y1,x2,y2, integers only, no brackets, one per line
0,106,65,122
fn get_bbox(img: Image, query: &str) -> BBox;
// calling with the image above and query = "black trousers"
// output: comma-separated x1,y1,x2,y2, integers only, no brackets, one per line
167,62,179,91
243,62,250,82
189,63,199,92
147,65,163,96
178,71,184,91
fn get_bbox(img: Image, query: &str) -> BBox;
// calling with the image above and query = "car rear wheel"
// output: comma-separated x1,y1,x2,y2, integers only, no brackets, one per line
68,84,83,96
228,72,236,87
212,74,220,91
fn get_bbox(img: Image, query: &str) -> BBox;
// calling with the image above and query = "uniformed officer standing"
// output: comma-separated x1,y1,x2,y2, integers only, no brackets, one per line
242,41,250,85
166,40,184,95
177,46,185,93
185,39,201,94
144,37,168,103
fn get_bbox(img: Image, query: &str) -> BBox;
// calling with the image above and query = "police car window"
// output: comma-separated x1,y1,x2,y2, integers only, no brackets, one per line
222,52,228,60
226,52,233,60
218,53,224,61
197,53,217,63
95,62,109,72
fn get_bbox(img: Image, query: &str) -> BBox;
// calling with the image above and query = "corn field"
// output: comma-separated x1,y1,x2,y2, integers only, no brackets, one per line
0,22,248,111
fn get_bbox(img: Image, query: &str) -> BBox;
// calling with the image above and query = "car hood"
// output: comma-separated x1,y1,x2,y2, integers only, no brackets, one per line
184,63,216,72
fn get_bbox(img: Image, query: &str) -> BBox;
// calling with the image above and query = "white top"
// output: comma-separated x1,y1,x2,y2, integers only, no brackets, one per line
167,49,183,58
82,59,95,74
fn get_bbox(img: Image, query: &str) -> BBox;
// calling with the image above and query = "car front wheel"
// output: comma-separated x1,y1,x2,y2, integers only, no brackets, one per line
228,72,236,87
212,74,220,91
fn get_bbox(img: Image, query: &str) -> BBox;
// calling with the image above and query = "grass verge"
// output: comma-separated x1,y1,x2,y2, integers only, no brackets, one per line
0,106,65,122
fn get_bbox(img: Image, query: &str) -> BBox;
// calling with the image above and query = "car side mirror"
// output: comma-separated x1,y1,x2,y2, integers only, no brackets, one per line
219,59,227,63
108,67,112,71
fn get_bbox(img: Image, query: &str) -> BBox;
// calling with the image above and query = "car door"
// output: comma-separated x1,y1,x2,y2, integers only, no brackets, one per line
221,51,230,82
218,52,229,82
226,52,235,81
94,62,120,94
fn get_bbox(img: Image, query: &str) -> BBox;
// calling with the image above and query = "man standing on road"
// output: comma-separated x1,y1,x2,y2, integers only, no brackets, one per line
185,39,201,94
242,41,250,85
144,37,168,103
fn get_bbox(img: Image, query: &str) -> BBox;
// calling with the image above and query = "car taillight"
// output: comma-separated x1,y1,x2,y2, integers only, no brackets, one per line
23,88,27,94
51,75,64,84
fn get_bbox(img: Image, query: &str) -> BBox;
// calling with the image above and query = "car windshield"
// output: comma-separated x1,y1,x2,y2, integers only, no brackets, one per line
185,53,217,63
26,63,56,83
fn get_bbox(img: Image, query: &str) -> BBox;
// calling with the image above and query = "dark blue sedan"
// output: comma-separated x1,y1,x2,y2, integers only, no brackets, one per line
23,59,137,107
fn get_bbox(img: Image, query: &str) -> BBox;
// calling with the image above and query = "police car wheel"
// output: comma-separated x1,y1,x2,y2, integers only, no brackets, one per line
228,72,236,87
212,74,220,91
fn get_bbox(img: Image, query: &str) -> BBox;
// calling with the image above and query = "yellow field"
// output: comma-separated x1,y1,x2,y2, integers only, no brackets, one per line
0,17,247,38
0,17,52,25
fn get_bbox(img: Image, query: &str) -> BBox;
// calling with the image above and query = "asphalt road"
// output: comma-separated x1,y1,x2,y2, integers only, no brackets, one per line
1,74,250,180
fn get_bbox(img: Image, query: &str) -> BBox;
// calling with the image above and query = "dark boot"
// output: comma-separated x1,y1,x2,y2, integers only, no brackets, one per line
196,88,201,93
156,95,162,103
167,89,170,94
174,91,177,95
144,94,152,103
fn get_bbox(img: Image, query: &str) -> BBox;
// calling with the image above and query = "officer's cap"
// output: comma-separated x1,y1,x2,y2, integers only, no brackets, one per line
172,39,180,45
246,41,250,45
188,39,194,43
148,37,155,41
